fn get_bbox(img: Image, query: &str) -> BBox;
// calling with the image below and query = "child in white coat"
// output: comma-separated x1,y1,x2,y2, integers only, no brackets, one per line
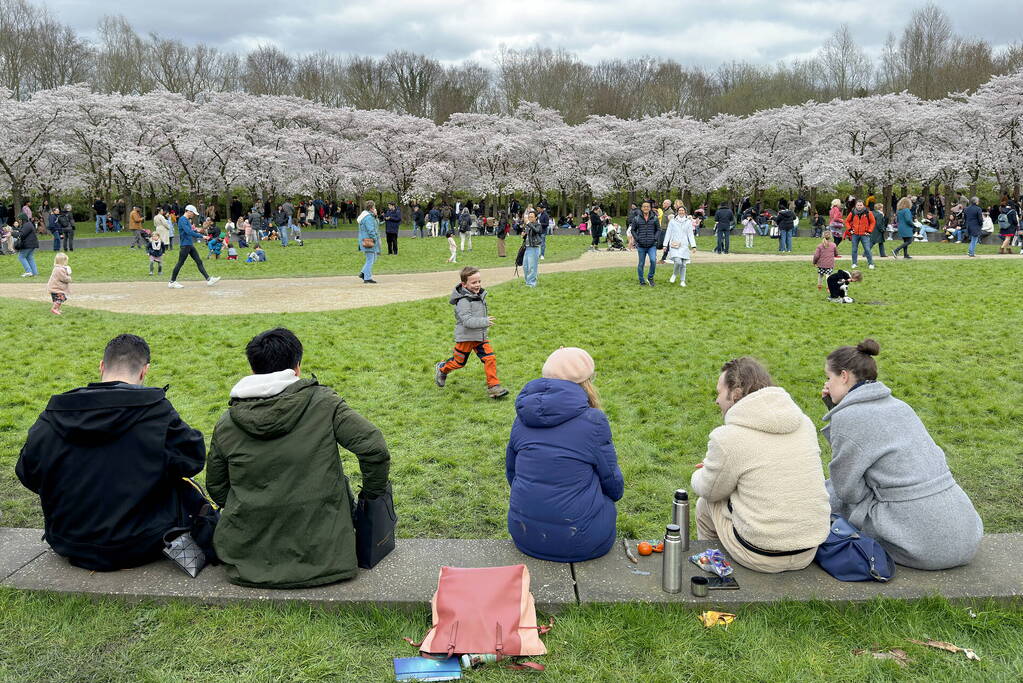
664,205,697,287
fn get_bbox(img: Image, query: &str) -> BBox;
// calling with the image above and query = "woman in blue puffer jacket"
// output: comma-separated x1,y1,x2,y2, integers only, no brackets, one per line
506,347,624,563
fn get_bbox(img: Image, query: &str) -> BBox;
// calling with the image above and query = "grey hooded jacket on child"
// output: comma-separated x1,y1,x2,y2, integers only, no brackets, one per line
822,381,982,570
450,284,490,342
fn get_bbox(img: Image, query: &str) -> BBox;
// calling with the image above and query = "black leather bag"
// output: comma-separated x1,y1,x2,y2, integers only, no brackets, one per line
353,484,397,569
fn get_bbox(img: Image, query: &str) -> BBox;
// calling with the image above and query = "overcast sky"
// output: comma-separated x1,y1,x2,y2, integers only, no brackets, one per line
48,0,1023,68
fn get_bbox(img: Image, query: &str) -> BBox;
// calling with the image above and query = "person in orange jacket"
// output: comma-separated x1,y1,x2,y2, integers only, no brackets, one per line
844,199,876,269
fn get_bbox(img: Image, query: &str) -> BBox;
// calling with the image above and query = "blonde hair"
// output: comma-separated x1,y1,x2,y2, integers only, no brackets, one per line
831,198,841,207
579,378,602,410
896,197,912,211
54,252,68,266
822,231,833,243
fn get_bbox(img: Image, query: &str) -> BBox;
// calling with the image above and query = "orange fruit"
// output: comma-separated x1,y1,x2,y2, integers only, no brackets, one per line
637,542,653,556
653,543,664,553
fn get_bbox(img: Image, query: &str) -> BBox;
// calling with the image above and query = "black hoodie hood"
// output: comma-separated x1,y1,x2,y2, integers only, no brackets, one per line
43,382,167,446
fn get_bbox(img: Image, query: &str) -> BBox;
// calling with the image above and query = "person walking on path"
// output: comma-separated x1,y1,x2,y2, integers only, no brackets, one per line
412,204,425,239
521,210,542,287
15,215,39,277
844,199,876,269
383,202,401,255
58,205,75,252
891,197,915,259
434,266,509,399
869,203,886,257
713,202,734,254
997,199,1018,254
664,204,697,286
776,200,797,253
357,200,381,284
153,206,171,248
630,200,660,285
457,207,474,252
129,206,146,249
168,204,220,288
963,196,984,258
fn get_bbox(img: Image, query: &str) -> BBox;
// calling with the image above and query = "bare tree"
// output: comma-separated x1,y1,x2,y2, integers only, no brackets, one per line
432,62,494,123
242,44,294,96
496,46,591,123
32,19,94,90
94,15,151,94
898,2,954,99
0,0,44,98
820,24,871,98
385,50,441,118
339,56,393,110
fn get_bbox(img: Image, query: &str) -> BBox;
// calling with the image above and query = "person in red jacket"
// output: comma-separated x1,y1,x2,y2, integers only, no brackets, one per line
844,199,876,269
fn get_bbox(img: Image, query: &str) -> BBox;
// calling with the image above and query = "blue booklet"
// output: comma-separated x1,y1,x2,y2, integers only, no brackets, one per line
393,657,461,681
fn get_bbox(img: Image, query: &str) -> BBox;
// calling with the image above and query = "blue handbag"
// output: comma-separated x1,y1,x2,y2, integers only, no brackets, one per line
815,515,895,582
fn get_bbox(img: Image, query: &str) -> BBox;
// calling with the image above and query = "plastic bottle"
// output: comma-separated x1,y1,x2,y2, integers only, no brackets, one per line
661,524,683,593
672,489,690,551
461,654,499,669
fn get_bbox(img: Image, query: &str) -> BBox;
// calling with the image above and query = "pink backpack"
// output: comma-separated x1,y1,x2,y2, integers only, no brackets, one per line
407,565,552,666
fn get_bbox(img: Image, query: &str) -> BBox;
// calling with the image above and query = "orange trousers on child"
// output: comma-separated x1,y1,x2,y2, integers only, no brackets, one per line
441,341,499,387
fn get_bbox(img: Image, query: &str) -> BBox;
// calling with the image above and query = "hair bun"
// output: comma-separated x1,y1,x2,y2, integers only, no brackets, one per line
857,338,880,356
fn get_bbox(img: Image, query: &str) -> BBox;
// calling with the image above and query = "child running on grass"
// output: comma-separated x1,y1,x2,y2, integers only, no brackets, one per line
446,222,458,263
47,252,71,315
812,231,839,290
434,266,509,399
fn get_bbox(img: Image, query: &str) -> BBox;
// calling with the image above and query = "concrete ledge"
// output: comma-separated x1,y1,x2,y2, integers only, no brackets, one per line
0,535,575,612
4,529,1020,610
0,528,48,581
574,535,1023,606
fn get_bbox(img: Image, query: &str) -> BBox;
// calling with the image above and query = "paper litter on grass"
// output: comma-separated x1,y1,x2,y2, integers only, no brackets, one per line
908,639,980,661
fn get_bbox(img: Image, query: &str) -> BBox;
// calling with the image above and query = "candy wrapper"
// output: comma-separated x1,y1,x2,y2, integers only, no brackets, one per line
689,548,733,577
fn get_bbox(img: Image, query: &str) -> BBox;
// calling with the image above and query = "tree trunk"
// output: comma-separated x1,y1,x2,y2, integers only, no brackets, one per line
881,184,893,214
809,186,818,214
683,188,692,212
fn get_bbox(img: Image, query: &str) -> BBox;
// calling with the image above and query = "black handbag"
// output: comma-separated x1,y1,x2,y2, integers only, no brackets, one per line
353,483,397,569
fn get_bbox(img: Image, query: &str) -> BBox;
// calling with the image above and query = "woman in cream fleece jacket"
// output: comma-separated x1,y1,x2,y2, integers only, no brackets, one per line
691,357,831,573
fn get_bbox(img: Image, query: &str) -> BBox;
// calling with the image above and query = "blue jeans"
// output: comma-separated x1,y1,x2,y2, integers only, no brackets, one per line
850,234,873,266
715,228,730,253
413,225,424,238
919,225,938,241
522,246,540,286
441,219,450,235
95,214,106,232
18,248,38,275
51,230,61,251
279,223,289,246
778,229,792,252
968,235,980,256
540,232,547,258
362,250,377,279
636,245,657,282
756,223,768,236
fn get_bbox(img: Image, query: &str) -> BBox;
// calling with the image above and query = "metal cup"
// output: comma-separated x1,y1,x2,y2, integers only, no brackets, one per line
691,576,709,598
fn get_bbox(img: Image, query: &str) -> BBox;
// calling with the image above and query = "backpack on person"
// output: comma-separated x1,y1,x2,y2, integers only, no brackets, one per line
815,515,895,582
405,565,552,669
997,212,1010,230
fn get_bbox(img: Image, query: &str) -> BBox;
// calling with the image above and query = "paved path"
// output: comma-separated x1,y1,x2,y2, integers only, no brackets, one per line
0,250,1012,315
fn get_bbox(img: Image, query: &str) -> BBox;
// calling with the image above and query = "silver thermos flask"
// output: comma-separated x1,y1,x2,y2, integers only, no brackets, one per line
673,489,690,551
661,524,683,593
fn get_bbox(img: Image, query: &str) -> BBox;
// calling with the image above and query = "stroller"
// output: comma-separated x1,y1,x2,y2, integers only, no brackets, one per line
605,225,626,251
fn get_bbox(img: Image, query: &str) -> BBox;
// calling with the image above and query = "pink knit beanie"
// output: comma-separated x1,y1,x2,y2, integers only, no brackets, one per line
542,347,595,384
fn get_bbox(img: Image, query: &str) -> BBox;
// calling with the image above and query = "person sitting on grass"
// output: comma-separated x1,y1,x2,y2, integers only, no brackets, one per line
821,339,983,569
17,334,209,571
507,347,623,563
826,268,862,303
691,357,831,573
205,328,391,588
246,244,266,263
434,266,509,399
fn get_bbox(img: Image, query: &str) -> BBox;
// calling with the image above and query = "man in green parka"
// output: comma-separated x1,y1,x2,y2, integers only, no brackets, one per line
206,327,391,588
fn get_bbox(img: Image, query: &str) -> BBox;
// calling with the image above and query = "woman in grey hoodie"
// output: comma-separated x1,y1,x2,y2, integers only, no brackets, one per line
821,339,983,570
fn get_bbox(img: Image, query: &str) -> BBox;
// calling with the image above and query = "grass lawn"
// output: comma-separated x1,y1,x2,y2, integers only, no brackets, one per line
1,254,1021,680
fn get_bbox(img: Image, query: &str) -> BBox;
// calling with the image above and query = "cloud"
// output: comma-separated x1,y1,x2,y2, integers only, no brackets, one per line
45,0,1023,68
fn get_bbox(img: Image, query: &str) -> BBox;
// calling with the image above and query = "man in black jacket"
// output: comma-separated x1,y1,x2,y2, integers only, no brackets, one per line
17,334,208,571
93,197,107,233
229,196,243,223
713,202,734,254
629,200,660,286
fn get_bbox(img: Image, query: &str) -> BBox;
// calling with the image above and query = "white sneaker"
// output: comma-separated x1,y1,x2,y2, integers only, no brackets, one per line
20,272,32,277
850,263,858,269
842,296,854,303
168,281,184,289
868,264,875,269
679,281,686,287
540,255,544,260
206,276,221,286
669,274,677,283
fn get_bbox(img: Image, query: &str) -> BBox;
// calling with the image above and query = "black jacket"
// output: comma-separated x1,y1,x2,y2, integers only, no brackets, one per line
16,382,205,571
630,212,660,248
17,222,38,250
714,207,734,230
93,200,106,215
776,209,796,231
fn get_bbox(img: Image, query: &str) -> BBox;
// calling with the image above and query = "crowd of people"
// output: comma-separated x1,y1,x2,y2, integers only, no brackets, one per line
16,325,982,585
